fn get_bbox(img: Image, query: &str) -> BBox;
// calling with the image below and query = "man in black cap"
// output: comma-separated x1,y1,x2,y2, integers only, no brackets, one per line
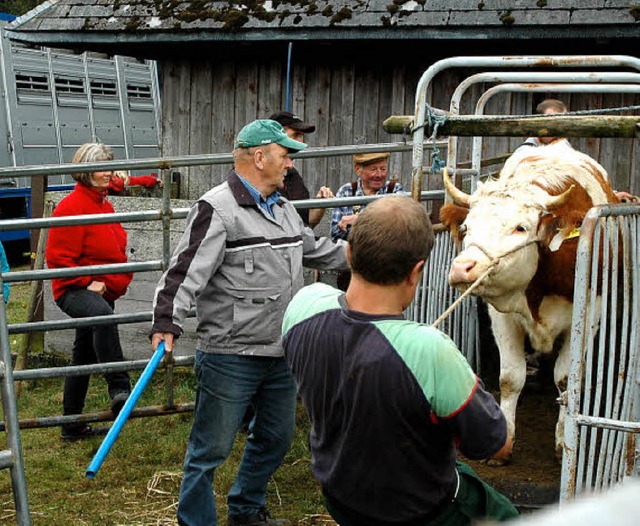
269,111,333,228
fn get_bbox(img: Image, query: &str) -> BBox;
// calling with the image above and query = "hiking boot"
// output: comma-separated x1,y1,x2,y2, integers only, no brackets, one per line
61,424,109,442
110,390,130,417
227,507,291,526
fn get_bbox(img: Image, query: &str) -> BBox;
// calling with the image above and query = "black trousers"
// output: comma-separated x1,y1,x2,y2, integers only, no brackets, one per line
56,289,131,424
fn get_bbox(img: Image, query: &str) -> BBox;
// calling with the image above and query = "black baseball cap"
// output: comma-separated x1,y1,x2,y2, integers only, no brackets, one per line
269,111,316,133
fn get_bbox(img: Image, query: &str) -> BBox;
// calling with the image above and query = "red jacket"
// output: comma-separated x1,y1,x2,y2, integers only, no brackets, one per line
46,184,133,302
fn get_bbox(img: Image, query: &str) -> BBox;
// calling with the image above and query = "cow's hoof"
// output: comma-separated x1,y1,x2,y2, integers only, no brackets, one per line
485,455,512,467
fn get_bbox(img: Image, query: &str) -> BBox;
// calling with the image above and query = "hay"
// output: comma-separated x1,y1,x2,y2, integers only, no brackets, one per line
113,471,181,526
299,514,338,525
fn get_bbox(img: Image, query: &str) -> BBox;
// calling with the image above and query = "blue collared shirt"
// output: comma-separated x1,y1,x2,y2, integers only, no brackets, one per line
236,174,280,218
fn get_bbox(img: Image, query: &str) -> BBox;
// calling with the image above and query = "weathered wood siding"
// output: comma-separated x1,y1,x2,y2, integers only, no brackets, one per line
160,57,639,202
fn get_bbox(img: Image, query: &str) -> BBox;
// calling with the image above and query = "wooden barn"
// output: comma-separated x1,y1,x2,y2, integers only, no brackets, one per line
6,0,640,199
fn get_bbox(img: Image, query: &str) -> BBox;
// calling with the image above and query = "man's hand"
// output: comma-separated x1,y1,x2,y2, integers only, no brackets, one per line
316,186,334,199
308,187,335,229
151,332,175,353
615,190,637,203
87,281,106,295
337,214,358,232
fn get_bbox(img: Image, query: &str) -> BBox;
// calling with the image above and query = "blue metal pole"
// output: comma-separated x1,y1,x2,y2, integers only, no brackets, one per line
86,341,167,479
285,42,293,112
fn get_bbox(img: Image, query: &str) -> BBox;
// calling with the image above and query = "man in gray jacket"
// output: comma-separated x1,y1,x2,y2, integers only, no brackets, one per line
151,119,347,526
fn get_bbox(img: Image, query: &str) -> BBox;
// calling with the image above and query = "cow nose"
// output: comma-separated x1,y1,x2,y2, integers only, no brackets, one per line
449,258,477,284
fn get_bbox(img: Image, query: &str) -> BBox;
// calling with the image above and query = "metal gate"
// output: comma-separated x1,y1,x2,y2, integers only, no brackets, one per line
561,204,640,501
407,55,640,501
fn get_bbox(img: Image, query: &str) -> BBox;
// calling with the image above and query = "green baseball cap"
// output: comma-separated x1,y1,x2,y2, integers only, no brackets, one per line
234,119,307,151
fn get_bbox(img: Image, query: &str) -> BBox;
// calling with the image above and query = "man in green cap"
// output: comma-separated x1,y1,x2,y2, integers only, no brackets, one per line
151,119,348,526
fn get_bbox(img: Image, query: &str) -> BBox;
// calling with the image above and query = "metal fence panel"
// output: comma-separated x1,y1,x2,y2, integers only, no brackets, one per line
406,231,479,369
561,204,640,502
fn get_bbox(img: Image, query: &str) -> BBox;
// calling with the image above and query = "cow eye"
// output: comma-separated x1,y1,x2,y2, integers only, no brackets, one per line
515,225,528,233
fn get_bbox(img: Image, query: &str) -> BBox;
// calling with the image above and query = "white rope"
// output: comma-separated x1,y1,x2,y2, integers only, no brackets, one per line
431,238,539,328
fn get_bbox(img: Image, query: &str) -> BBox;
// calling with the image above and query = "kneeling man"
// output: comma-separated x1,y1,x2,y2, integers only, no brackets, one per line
282,195,518,526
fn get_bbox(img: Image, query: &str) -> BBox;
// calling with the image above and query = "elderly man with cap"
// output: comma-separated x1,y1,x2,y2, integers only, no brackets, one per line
269,111,334,228
330,151,402,242
151,119,347,526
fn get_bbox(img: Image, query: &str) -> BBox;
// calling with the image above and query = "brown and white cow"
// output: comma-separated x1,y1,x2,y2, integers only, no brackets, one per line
440,146,619,463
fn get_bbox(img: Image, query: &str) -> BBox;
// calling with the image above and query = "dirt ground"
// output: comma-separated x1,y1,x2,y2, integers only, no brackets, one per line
465,381,562,510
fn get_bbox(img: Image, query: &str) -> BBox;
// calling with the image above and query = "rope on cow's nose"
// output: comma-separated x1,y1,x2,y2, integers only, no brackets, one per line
431,238,539,329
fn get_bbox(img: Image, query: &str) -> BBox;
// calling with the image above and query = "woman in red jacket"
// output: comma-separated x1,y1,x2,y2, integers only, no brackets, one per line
46,143,132,441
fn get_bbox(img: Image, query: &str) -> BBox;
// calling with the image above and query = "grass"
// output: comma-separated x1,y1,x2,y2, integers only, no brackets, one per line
0,275,330,525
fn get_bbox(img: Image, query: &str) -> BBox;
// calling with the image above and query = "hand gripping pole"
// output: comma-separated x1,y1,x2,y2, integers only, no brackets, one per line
86,341,167,479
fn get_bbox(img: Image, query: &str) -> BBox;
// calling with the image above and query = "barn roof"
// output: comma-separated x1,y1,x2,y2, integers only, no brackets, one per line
7,0,640,51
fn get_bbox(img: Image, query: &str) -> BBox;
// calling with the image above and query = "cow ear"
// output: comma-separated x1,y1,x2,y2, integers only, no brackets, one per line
549,225,581,252
548,231,565,252
440,203,469,227
439,204,469,251
537,214,560,249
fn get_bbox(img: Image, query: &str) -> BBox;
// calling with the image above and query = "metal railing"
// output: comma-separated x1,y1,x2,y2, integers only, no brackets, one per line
0,140,445,524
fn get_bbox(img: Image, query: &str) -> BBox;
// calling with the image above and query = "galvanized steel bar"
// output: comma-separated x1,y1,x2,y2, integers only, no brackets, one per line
0,271,31,524
0,403,196,432
12,355,194,381
574,416,640,433
0,450,13,470
561,206,598,502
609,217,636,482
598,217,621,489
0,141,442,180
5,260,162,283
0,208,186,231
583,219,604,491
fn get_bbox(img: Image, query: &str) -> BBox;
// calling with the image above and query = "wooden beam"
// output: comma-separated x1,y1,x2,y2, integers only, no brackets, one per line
383,115,640,138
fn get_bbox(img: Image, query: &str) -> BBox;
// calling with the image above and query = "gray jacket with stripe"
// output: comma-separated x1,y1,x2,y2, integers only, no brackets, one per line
152,170,348,357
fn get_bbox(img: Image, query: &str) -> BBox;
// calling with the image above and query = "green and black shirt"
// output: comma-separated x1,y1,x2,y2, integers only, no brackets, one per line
282,283,507,523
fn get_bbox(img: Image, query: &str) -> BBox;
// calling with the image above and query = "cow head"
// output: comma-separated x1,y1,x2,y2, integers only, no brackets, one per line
441,167,578,307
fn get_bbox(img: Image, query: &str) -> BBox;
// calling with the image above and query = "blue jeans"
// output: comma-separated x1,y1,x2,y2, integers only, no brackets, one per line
177,352,297,526
56,289,131,429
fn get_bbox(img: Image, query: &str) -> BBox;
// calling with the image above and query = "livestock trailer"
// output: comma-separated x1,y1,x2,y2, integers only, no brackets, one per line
0,23,160,247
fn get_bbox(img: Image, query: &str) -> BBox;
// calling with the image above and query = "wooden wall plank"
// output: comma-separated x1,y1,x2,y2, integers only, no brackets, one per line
289,60,311,184
629,93,640,196
327,65,355,193
508,91,533,155
303,64,331,194
571,92,602,162
234,62,259,138
188,61,214,198
388,64,412,189
257,59,284,119
599,93,631,193
163,60,192,195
